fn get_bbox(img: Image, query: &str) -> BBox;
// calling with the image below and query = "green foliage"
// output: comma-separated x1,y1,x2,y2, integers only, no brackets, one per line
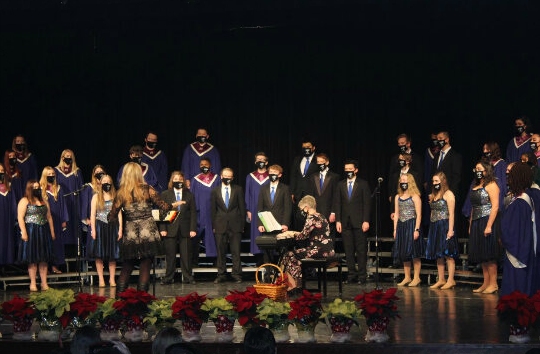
29,288,75,319
201,298,237,321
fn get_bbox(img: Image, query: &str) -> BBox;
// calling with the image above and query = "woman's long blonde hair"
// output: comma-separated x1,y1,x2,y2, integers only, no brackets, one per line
91,165,106,189
397,173,421,197
116,162,146,207
39,166,59,201
97,174,116,210
57,149,79,172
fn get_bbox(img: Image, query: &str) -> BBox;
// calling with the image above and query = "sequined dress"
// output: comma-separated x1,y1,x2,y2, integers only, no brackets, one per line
87,200,120,261
468,187,501,263
17,204,54,264
425,198,459,260
393,197,425,264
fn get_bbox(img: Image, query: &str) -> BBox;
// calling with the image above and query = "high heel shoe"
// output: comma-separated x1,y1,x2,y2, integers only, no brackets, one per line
408,279,421,287
29,285,38,292
117,282,128,294
482,287,498,294
473,285,487,293
41,285,50,291
430,281,446,289
397,278,412,286
440,281,456,290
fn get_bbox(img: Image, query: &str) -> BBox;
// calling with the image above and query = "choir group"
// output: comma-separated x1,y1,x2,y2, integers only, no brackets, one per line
1,117,539,297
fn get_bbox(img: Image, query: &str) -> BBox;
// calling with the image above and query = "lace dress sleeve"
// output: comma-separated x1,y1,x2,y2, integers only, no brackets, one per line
148,186,172,211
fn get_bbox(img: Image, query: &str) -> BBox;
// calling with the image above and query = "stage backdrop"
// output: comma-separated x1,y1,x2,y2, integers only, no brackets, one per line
2,0,540,237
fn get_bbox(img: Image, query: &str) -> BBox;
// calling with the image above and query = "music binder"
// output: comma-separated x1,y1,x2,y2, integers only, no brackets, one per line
257,211,282,232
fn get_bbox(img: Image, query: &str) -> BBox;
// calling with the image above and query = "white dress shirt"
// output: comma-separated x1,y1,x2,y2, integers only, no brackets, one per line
438,146,452,167
300,153,315,175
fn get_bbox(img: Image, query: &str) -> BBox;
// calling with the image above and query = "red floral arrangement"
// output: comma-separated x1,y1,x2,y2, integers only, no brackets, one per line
225,287,267,327
113,288,156,326
60,293,107,328
497,291,538,328
1,295,35,321
354,288,400,327
273,274,288,287
172,293,208,324
288,290,323,325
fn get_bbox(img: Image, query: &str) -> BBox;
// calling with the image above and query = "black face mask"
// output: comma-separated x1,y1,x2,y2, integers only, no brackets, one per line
346,171,355,179
196,136,207,144
515,125,526,136
146,141,157,149
431,139,439,148
102,183,112,192
0,173,4,182
255,161,266,170
173,181,183,190
398,145,407,154
400,183,408,191
317,163,327,172
32,188,42,198
222,178,232,185
303,148,312,157
200,166,210,174
15,143,25,152
269,174,279,182
531,142,538,151
398,159,406,168
483,151,492,158
95,172,105,181
474,170,484,181
46,176,55,184
433,183,441,191
63,158,73,165
8,158,16,166
438,140,446,148
131,156,142,165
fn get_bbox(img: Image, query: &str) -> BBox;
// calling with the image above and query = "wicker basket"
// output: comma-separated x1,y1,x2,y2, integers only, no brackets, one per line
254,263,288,301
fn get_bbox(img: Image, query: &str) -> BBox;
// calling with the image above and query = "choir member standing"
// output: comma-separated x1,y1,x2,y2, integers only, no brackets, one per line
55,149,84,245
467,161,500,294
425,172,459,289
388,134,424,188
530,133,540,162
12,135,38,186
431,131,462,196
39,167,68,274
181,128,222,189
245,152,270,262
190,157,221,265
159,171,197,285
108,163,179,292
506,116,533,164
335,159,371,285
389,153,421,218
521,152,540,186
0,163,17,267
257,164,293,234
422,133,440,229
142,131,168,192
117,145,159,190
290,139,319,230
211,168,246,284
3,150,24,202
89,175,121,288
392,173,424,287
17,180,56,291
81,165,106,232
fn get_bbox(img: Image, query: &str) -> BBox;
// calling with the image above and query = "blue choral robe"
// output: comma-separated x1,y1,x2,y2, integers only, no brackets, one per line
181,143,222,181
245,171,269,254
117,162,159,190
142,149,168,192
54,167,84,245
0,187,17,265
190,173,221,257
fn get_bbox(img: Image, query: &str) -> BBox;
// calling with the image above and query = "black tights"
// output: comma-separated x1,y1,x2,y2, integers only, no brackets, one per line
119,258,152,285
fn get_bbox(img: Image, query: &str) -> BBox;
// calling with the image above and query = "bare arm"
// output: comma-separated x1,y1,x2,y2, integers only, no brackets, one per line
90,195,97,239
17,198,29,241
485,182,500,233
118,209,123,240
393,196,399,237
444,191,455,238
45,200,55,240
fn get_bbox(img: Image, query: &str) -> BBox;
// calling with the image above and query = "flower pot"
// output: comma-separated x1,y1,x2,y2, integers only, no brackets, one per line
182,318,202,342
509,324,530,344
100,319,121,341
365,317,389,343
213,315,235,343
271,322,290,343
12,318,34,340
38,329,60,342
295,323,317,343
329,317,354,343
124,316,147,342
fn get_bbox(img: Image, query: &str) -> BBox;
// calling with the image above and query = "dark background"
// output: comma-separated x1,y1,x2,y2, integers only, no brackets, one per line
2,0,540,236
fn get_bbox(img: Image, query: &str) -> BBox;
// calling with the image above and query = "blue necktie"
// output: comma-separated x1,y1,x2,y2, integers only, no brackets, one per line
348,181,353,199
303,157,310,176
438,151,445,168
225,187,229,208
176,192,181,211
320,173,324,191
271,186,275,204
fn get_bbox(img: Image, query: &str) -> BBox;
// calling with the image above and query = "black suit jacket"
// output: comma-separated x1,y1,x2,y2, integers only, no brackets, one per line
257,182,292,228
307,170,339,219
211,184,246,235
388,151,424,186
431,148,462,195
335,178,371,228
290,155,319,200
158,188,197,238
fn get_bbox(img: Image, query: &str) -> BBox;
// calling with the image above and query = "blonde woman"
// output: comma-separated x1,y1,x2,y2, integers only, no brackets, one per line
54,149,83,245
81,165,106,229
89,175,122,288
108,162,180,292
39,167,68,274
17,180,56,291
393,173,424,287
425,172,459,290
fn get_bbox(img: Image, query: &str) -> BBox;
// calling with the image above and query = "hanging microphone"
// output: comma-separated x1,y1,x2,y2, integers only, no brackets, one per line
377,177,384,183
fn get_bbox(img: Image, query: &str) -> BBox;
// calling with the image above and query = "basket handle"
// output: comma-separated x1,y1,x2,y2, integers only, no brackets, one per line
255,263,285,285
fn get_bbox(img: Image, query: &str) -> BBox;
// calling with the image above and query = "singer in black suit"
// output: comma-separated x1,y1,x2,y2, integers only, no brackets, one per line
431,131,462,195
159,172,198,285
211,168,246,283
335,159,372,284
290,139,319,230
257,164,293,232
388,134,424,186
388,153,421,215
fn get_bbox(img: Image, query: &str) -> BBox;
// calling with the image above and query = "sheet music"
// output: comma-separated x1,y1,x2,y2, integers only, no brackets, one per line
257,211,282,232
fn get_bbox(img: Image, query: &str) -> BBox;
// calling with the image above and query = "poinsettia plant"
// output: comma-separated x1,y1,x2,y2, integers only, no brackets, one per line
172,293,209,324
1,295,35,322
225,287,267,327
354,288,400,327
256,298,291,329
321,298,362,323
29,288,75,329
88,298,122,331
60,293,107,329
144,298,175,329
497,291,538,328
113,288,156,326
201,297,237,321
288,290,323,326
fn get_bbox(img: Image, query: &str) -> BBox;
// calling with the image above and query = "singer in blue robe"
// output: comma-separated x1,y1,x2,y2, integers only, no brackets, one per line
506,135,532,164
245,171,269,254
142,148,168,192
181,142,222,182
462,159,507,217
16,153,38,187
80,183,97,226
190,172,221,258
55,167,84,244
46,187,69,267
10,174,24,203
0,186,17,265
117,162,159,190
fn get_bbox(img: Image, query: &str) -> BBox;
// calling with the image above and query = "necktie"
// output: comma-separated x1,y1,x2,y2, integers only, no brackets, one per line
176,192,181,211
320,173,324,191
348,181,353,199
303,157,310,176
271,186,275,204
438,151,445,168
225,187,229,208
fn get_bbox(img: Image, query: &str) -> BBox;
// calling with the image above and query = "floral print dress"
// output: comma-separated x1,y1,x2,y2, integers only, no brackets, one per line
282,213,335,280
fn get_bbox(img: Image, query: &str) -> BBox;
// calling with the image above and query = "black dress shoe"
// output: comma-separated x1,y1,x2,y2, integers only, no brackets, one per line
214,277,226,284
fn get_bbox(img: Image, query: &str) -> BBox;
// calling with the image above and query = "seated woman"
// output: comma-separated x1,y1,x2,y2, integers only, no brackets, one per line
281,195,335,292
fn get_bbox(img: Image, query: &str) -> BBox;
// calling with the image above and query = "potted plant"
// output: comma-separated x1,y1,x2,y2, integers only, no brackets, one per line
113,288,156,342
1,295,35,340
202,297,238,343
256,298,292,343
225,287,267,331
62,293,107,332
89,299,122,341
355,288,400,343
144,298,176,339
321,298,362,343
29,289,75,341
288,290,322,343
497,290,537,343
172,293,208,342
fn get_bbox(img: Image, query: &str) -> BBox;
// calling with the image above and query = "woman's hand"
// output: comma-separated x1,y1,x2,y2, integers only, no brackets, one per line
258,226,266,233
247,211,252,222
51,232,56,241
117,229,123,241
160,231,167,237
91,229,96,240
190,231,197,238
172,201,182,208
413,230,420,240
447,230,454,239
21,231,28,242
393,229,396,239
484,226,492,237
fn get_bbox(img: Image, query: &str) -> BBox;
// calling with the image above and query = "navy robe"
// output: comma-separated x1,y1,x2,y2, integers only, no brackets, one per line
181,143,222,181
117,163,159,190
500,194,538,296
55,167,84,244
462,159,507,217
245,172,269,254
506,136,532,164
0,187,17,265
10,175,24,203
142,150,168,192
190,173,221,257
80,183,97,224
16,153,38,187
47,188,69,266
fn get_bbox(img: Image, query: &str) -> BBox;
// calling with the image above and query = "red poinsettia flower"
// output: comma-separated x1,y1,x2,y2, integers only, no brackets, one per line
225,287,267,327
288,290,322,323
1,295,35,321
113,288,156,321
497,291,538,327
70,293,107,319
354,288,400,326
172,293,208,324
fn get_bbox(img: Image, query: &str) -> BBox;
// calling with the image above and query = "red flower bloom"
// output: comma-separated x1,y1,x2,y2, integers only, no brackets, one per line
113,288,156,322
1,295,35,321
355,288,400,327
497,291,538,327
171,293,208,324
288,290,322,324
70,293,107,319
225,287,267,327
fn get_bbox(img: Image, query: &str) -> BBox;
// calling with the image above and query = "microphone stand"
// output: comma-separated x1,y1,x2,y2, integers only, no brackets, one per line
371,178,383,290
